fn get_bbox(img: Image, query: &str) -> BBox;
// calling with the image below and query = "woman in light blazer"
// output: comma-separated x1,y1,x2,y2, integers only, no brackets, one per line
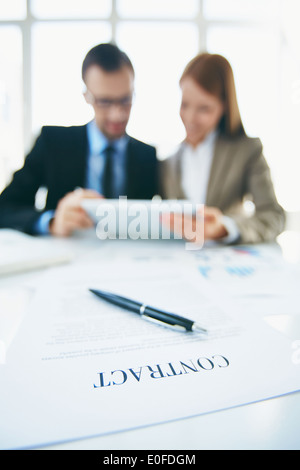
160,53,285,244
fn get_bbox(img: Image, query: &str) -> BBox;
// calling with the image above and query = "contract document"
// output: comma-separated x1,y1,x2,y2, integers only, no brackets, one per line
0,258,299,449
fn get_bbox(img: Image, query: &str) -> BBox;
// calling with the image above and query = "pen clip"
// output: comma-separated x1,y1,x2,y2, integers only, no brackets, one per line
143,315,187,332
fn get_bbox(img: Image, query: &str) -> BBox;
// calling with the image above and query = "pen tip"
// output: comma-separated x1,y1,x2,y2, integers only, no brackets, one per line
192,323,207,334
89,289,99,296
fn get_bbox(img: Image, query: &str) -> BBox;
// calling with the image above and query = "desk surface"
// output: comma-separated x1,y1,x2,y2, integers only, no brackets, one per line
1,229,300,450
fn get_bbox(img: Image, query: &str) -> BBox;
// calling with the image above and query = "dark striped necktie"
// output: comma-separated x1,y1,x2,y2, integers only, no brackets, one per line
102,144,115,198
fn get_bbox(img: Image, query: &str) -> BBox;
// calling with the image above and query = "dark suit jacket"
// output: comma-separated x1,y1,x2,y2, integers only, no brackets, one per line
0,125,158,234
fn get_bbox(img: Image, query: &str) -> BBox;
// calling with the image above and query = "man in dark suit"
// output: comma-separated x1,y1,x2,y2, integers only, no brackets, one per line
0,43,158,236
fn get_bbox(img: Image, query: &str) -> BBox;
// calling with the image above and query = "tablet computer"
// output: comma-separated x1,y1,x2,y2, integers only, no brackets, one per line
81,198,197,240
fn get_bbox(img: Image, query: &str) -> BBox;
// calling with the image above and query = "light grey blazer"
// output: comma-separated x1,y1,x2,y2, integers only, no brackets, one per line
159,134,286,244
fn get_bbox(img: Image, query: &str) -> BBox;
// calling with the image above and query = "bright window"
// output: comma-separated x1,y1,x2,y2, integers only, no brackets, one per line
203,0,281,20
31,0,111,18
206,26,281,190
0,0,26,20
31,22,111,134
117,22,199,154
0,27,23,189
116,0,199,18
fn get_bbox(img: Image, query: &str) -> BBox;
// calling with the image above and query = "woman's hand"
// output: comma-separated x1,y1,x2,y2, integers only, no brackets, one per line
200,206,228,240
161,205,228,243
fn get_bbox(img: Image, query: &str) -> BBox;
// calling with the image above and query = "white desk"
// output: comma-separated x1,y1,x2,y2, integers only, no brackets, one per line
1,229,300,450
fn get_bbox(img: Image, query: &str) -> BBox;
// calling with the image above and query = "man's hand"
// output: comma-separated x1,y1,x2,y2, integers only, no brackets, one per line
161,205,228,243
49,189,103,237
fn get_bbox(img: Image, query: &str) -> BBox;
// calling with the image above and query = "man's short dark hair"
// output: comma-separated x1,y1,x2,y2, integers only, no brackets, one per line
82,43,134,82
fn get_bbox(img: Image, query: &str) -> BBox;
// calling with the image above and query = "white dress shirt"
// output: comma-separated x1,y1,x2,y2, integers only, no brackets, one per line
180,131,240,244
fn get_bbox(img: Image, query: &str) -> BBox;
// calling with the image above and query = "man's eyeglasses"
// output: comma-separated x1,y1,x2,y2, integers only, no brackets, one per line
84,89,133,110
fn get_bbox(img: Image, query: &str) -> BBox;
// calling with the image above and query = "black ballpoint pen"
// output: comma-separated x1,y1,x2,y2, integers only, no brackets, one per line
89,288,207,333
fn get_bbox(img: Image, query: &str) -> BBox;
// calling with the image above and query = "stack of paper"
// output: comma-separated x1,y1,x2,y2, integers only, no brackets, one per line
0,229,73,276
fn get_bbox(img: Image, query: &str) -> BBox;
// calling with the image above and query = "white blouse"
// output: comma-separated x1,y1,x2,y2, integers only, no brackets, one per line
181,130,217,205
180,130,239,244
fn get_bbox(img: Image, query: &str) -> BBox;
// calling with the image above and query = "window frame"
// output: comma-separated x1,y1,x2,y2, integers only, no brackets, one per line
0,0,291,206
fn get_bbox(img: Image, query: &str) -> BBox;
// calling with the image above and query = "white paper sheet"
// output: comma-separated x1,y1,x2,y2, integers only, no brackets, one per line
0,258,299,450
189,244,300,313
0,287,34,363
0,229,73,276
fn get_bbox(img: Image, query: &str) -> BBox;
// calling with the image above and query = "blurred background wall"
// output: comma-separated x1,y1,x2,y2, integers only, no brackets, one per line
0,0,299,219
